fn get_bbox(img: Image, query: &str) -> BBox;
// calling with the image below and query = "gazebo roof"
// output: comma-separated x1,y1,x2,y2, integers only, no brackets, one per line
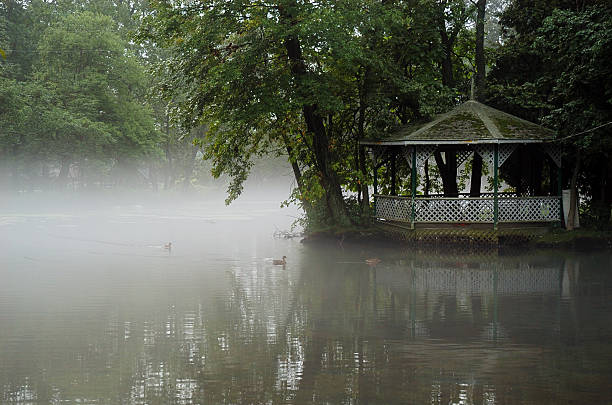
360,100,555,146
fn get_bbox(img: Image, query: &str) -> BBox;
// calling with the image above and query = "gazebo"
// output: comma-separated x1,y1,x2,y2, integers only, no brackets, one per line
359,100,562,229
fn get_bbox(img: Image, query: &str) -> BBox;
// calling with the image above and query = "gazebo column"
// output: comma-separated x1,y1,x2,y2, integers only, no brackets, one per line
410,146,417,229
558,165,563,226
390,151,397,196
493,144,499,230
474,144,496,225
543,144,563,226
373,165,378,195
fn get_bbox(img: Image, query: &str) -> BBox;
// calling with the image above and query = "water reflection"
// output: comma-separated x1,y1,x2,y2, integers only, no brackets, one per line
1,222,611,404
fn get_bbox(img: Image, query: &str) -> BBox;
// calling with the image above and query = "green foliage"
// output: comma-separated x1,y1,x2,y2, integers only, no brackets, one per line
138,0,458,223
489,1,612,224
5,0,608,229
0,1,162,189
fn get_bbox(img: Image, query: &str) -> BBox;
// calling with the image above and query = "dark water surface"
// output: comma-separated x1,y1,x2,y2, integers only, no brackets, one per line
1,199,611,404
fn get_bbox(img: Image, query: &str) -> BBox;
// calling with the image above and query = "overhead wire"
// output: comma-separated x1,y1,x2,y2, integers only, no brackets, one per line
547,121,612,143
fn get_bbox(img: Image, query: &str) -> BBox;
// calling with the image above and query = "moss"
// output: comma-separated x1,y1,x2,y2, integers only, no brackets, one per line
363,101,556,144
424,112,489,140
490,114,551,140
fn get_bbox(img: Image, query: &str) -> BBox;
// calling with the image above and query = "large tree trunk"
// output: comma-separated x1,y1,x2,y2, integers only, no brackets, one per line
281,5,352,226
474,0,487,101
282,133,313,216
439,29,455,87
436,1,462,88
434,151,459,197
470,0,486,196
470,154,483,197
359,145,370,219
302,104,352,225
357,71,371,221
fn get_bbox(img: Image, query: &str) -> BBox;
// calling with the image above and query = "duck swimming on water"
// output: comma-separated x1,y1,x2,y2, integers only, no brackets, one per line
273,256,287,265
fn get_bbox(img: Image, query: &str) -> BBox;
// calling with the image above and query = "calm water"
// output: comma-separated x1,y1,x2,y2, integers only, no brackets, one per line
1,197,611,404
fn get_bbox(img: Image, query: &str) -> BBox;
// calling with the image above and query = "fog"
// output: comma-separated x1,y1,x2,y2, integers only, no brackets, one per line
3,164,612,404
0,161,303,275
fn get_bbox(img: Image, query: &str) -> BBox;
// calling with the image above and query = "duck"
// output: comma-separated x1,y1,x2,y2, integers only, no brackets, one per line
164,242,172,250
273,256,287,265
365,258,381,266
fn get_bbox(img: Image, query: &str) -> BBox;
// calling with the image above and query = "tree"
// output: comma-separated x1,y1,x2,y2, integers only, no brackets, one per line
468,0,486,197
139,0,450,225
34,11,160,185
488,1,612,226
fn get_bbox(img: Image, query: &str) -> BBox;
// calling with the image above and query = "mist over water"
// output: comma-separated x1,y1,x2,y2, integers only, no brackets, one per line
1,188,612,404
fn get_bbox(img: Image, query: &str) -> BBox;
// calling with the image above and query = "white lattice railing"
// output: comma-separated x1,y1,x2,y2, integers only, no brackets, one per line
415,198,495,223
374,195,412,222
374,195,561,223
415,192,518,199
498,197,561,223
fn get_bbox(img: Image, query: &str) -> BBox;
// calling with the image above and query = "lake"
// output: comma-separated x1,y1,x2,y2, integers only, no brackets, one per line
1,195,611,404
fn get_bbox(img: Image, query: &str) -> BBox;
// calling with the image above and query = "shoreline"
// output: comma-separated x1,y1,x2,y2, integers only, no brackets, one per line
301,224,612,251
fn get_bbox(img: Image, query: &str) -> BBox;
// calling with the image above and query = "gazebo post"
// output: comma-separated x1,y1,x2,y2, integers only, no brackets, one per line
410,146,417,229
390,151,397,196
558,162,563,227
493,144,499,230
373,163,378,195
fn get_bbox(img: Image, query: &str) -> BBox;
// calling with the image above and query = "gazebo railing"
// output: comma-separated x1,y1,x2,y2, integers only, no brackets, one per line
374,195,561,224
388,192,519,199
498,196,561,223
414,197,495,223
418,192,519,199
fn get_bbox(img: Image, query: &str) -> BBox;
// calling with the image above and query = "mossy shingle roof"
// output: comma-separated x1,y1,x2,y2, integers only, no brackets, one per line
360,100,555,145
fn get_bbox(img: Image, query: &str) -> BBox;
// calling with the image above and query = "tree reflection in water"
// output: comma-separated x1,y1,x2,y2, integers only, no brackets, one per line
1,248,611,404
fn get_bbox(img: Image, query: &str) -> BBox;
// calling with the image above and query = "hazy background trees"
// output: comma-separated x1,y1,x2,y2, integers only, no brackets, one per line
1,0,611,227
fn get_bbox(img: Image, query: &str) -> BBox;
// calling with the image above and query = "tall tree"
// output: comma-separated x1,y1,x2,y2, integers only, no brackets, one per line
34,11,159,185
469,0,486,197
139,0,448,225
488,1,612,226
